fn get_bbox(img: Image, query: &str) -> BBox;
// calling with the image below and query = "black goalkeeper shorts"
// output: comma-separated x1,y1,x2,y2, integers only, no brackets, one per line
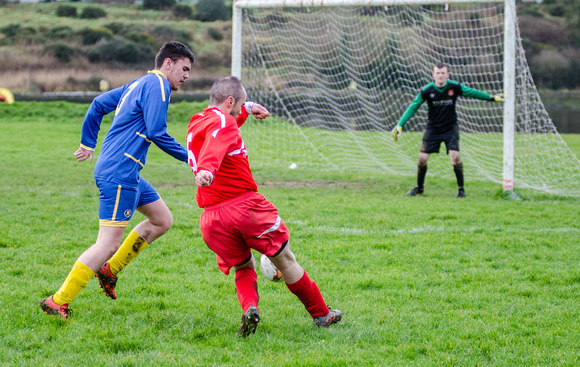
420,124,460,154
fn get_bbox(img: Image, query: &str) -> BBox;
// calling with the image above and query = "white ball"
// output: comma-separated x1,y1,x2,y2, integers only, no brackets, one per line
259,254,283,282
289,163,297,169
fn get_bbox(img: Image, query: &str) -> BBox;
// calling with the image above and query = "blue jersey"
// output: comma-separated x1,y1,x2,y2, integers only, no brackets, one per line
80,70,188,187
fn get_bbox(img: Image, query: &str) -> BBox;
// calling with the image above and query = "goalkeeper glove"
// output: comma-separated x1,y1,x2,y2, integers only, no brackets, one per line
392,125,402,141
492,93,505,102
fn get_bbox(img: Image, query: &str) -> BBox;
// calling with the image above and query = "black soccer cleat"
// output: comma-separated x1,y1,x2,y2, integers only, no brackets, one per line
456,188,466,198
406,186,424,196
237,305,260,338
313,309,342,327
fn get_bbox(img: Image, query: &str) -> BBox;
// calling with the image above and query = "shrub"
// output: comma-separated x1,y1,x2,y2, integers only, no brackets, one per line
151,25,175,43
530,50,570,89
0,24,21,38
195,0,230,22
172,4,193,20
519,14,566,49
80,7,107,19
125,32,156,47
47,26,74,39
44,44,75,63
143,0,175,11
207,27,223,41
149,25,192,50
56,5,77,18
547,4,565,17
77,27,113,45
264,13,288,29
88,39,154,65
104,22,125,35
174,29,192,43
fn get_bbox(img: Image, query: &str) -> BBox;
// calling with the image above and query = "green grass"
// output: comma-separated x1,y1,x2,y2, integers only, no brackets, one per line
1,102,580,365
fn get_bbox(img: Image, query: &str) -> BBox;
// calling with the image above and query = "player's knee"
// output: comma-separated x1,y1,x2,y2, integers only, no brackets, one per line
418,154,429,166
156,213,173,234
233,255,256,272
270,246,297,271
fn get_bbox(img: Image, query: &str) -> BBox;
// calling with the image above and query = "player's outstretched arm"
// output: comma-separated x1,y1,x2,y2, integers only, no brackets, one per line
491,93,505,102
251,103,270,120
74,146,94,163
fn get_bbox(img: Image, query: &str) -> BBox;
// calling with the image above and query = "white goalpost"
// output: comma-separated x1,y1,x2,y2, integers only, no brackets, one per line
232,0,580,197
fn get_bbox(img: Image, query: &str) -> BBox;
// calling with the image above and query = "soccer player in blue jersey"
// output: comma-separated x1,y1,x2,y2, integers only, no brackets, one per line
392,62,504,198
40,41,195,319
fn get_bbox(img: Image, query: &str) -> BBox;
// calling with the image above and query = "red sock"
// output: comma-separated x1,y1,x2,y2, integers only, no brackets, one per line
235,268,259,313
286,271,329,317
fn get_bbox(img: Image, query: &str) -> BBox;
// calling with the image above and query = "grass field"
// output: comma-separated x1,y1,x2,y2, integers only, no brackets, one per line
1,102,579,366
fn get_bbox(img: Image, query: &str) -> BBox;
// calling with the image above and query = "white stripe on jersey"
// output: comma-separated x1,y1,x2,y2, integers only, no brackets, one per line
257,216,282,238
211,109,227,138
186,132,197,171
227,140,246,156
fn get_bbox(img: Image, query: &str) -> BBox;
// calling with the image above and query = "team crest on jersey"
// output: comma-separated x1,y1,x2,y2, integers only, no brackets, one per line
430,93,435,99
124,209,132,217
448,90,454,96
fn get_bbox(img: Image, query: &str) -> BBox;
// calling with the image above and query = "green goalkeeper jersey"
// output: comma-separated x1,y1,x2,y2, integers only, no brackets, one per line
397,80,492,133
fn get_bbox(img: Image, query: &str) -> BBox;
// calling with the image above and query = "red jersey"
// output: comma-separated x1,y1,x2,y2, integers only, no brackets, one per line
187,106,258,207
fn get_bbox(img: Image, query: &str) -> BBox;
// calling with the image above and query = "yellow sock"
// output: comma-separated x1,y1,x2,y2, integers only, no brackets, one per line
108,230,149,276
53,261,94,305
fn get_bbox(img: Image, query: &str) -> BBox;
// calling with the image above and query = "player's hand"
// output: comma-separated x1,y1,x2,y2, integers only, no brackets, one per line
74,146,94,163
392,125,402,141
492,93,505,102
251,103,270,120
195,170,214,187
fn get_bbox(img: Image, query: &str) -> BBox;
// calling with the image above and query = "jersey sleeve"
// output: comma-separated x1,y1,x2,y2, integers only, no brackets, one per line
80,87,124,150
142,77,188,163
397,92,425,127
460,84,492,101
235,104,250,127
195,118,239,175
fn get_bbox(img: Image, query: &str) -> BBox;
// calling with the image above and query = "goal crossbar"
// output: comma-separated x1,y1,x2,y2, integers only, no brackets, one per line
234,0,503,8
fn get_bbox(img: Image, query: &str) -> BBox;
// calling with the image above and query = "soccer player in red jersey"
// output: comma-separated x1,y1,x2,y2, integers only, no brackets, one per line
187,76,342,337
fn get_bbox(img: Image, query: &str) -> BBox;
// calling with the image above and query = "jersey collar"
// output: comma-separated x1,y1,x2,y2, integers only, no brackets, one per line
147,70,167,80
433,81,448,92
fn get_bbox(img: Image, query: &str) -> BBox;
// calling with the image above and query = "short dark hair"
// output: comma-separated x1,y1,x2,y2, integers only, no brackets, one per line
209,76,246,106
155,41,195,69
434,62,448,70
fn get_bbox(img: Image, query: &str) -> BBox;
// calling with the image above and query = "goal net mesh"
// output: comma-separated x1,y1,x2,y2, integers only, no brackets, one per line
239,3,580,196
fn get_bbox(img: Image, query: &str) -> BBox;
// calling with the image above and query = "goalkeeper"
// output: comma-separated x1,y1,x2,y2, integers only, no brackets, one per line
392,62,504,198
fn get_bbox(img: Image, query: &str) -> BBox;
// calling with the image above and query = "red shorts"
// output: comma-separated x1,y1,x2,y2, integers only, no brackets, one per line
200,191,289,275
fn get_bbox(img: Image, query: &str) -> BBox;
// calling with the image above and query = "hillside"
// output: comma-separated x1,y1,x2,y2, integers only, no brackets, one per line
0,1,231,93
0,1,579,93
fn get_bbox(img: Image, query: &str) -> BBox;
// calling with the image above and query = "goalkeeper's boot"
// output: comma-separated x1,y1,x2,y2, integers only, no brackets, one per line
237,305,260,338
40,296,71,320
406,186,424,196
456,188,466,198
95,262,118,300
313,309,342,327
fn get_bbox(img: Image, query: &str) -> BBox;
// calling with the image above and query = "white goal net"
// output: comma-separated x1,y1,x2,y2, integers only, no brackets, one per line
234,0,580,196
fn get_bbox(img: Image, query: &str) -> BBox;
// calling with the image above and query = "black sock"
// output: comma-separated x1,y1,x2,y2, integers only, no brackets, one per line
417,164,427,189
453,163,464,189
